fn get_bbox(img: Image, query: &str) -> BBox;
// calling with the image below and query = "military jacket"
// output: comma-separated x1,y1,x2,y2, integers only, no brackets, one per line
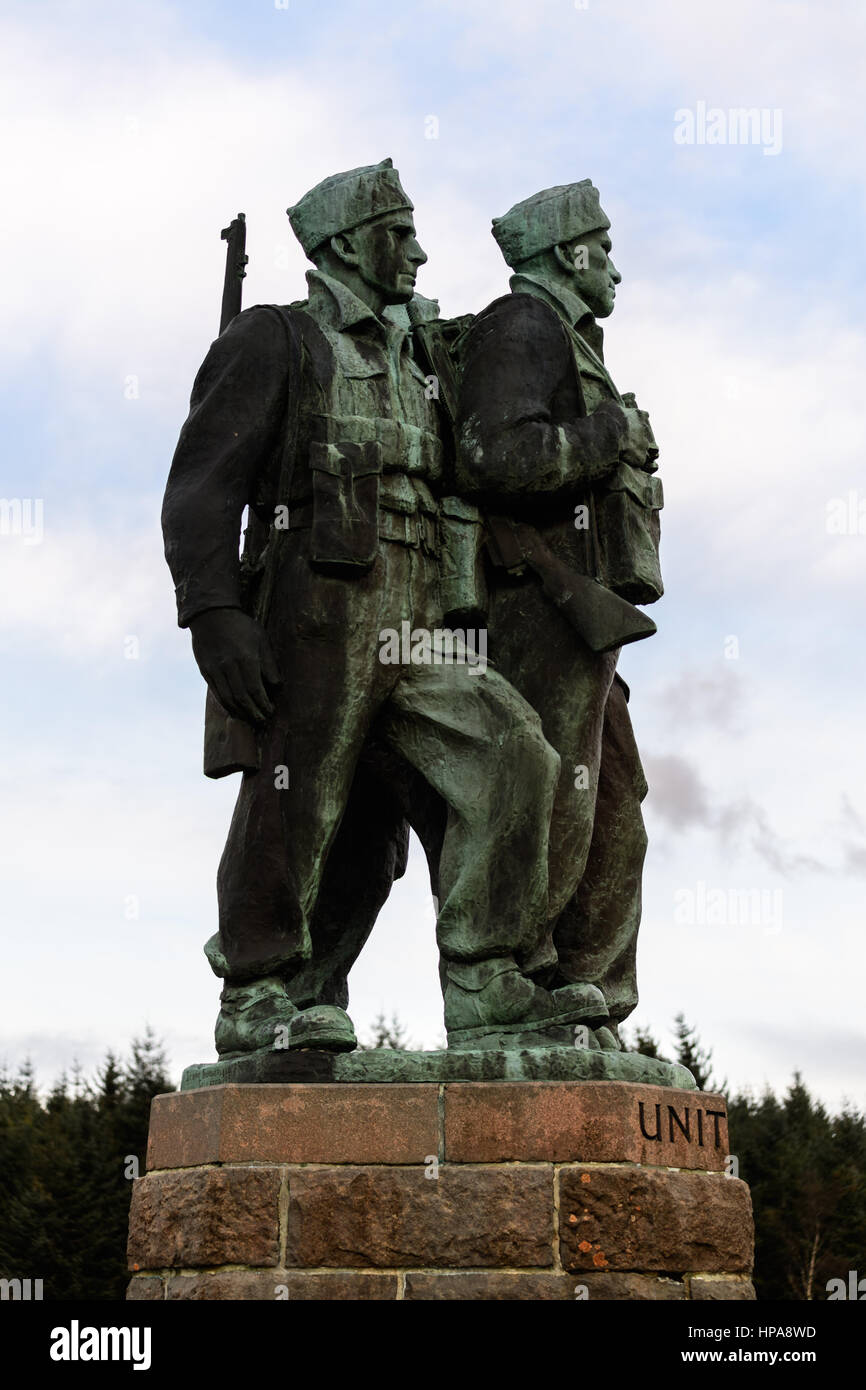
456,274,663,610
162,271,445,629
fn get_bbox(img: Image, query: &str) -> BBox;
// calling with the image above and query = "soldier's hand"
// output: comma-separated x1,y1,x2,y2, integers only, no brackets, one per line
618,403,659,472
189,607,282,725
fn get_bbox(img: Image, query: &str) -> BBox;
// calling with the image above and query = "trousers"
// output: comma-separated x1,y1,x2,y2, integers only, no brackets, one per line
211,529,560,984
486,569,648,1026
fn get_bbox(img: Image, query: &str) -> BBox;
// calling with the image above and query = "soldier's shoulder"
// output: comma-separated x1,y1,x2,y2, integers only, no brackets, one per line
225,302,311,338
209,305,311,376
463,292,565,363
472,291,563,334
210,303,283,349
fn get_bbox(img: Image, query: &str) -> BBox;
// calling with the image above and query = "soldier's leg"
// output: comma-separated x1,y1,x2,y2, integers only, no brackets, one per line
378,641,608,1045
360,732,447,923
552,675,648,1032
281,751,409,1010
490,579,617,922
213,541,395,986
380,653,555,962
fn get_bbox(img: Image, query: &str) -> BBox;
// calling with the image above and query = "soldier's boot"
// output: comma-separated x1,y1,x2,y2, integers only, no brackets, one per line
286,1004,357,1052
214,976,299,1057
444,957,609,1050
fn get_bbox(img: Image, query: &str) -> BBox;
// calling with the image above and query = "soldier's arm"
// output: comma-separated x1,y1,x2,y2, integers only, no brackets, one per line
162,306,289,627
162,307,288,723
455,294,628,506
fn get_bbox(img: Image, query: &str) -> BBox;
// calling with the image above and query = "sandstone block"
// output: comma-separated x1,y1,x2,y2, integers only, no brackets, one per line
166,1270,398,1300
286,1165,552,1268
405,1272,577,1299
444,1081,728,1169
559,1167,753,1273
126,1276,164,1300
577,1272,686,1299
688,1274,757,1300
128,1167,280,1270
147,1084,439,1169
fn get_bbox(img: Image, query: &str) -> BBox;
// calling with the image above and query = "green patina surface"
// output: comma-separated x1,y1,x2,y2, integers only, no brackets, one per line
180,1047,695,1091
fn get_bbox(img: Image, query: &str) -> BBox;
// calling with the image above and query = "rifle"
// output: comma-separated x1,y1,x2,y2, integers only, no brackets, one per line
202,217,306,778
219,214,248,334
202,214,261,779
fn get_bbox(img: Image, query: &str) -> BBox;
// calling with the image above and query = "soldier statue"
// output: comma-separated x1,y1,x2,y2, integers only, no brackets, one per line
162,161,610,1058
455,180,664,1048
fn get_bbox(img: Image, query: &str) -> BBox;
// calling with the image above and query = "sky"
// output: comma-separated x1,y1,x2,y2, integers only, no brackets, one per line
1,0,864,1110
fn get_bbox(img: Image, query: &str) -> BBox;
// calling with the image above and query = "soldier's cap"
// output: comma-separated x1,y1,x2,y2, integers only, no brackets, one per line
492,180,610,267
287,158,414,259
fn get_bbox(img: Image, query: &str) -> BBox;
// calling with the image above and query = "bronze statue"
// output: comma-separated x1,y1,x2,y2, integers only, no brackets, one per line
455,179,663,1047
162,161,613,1060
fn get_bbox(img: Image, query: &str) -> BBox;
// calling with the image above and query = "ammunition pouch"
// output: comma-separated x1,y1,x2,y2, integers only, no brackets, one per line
438,495,488,625
303,413,444,574
595,463,664,605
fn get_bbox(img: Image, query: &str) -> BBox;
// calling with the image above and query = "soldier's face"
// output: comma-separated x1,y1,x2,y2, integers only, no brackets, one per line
351,212,428,305
569,228,621,318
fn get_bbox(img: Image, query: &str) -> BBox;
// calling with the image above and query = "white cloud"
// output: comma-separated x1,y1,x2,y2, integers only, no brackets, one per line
0,512,170,655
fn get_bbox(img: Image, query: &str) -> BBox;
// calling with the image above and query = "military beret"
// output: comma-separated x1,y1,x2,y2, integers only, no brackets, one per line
287,158,414,258
492,180,610,266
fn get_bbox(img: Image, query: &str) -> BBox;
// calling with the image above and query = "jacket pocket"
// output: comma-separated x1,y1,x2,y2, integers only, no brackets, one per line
309,438,382,573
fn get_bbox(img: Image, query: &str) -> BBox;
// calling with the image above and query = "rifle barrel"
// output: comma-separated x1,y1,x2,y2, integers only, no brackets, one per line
219,213,248,334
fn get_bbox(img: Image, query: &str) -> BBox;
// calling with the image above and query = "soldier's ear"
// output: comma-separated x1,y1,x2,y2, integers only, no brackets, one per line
553,242,577,276
330,231,360,268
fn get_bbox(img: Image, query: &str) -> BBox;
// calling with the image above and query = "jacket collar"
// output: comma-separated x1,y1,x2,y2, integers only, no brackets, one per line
306,268,390,337
509,270,605,358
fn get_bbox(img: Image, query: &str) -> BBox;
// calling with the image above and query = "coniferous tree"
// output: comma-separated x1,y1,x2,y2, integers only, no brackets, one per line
0,1060,53,1286
0,1034,174,1300
727,1074,866,1300
673,1013,720,1091
115,1028,171,1172
625,1024,668,1060
359,1011,412,1050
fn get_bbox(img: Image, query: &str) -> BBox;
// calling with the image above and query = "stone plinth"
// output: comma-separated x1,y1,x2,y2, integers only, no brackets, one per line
127,1080,756,1301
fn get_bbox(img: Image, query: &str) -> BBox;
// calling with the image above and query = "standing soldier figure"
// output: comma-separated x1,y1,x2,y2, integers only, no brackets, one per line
456,180,664,1047
162,161,607,1056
